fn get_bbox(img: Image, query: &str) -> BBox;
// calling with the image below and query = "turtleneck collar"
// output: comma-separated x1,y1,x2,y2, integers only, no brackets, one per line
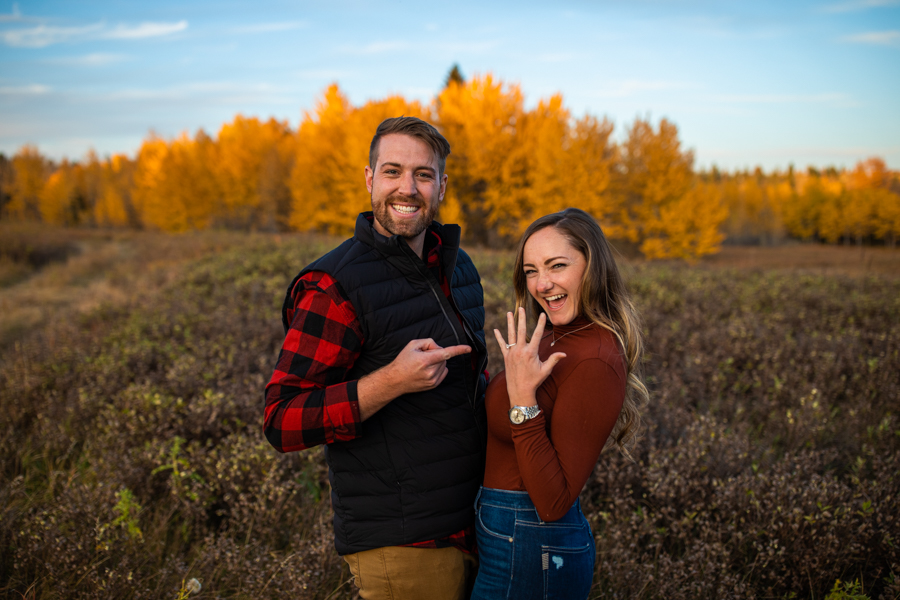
549,313,591,333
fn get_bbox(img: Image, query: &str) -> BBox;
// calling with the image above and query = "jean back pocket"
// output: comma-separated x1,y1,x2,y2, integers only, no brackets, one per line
541,542,594,600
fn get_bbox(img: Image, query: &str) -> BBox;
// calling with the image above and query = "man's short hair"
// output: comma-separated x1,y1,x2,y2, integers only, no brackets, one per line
369,117,452,176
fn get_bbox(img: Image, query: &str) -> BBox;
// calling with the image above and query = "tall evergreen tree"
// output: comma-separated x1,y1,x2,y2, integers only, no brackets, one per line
444,64,465,88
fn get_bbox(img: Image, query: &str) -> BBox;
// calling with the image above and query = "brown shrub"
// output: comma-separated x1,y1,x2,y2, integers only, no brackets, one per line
1,234,897,599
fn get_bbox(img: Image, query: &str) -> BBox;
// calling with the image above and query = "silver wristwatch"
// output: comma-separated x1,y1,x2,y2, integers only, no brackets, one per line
508,405,541,425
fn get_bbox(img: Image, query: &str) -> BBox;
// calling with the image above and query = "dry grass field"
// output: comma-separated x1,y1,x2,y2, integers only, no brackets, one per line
1,226,898,599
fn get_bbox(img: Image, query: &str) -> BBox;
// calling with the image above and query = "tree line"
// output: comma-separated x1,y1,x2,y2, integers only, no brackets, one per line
2,73,899,259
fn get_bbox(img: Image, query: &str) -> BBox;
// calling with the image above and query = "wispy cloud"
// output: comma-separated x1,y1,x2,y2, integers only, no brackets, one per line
591,80,694,99
231,21,307,34
98,81,292,105
1,20,188,48
2,23,103,48
0,84,50,95
46,53,128,67
0,2,21,22
676,14,785,41
104,21,187,40
822,0,900,13
840,30,900,46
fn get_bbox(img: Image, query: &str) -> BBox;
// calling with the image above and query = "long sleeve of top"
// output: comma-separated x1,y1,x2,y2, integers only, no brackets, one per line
482,317,626,522
264,271,365,453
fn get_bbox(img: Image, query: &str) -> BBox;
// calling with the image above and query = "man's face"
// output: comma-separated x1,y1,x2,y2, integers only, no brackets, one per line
365,134,447,243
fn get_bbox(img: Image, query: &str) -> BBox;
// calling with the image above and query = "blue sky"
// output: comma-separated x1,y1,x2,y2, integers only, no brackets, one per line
1,0,898,171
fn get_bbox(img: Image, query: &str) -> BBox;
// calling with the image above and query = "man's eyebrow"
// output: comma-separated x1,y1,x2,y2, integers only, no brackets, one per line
379,162,436,174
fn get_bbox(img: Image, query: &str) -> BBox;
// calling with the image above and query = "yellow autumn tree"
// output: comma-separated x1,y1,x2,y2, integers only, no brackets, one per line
793,171,843,242
38,161,77,225
842,188,878,245
70,150,105,225
763,176,793,244
132,132,219,231
288,84,423,234
8,145,48,220
847,157,900,247
848,157,889,189
782,170,823,240
9,72,900,254
719,169,785,244
94,154,135,227
132,137,168,228
874,187,900,248
617,117,693,243
436,74,524,243
565,114,618,236
616,118,724,259
487,94,568,238
639,180,727,261
213,115,295,230
28,150,110,226
0,155,13,218
289,84,357,234
480,94,617,240
816,191,847,244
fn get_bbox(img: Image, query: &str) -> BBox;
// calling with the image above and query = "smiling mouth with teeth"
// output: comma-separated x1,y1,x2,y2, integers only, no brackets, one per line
392,204,420,214
544,293,568,309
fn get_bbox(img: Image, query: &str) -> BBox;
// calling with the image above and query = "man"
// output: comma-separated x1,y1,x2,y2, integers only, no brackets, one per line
264,117,488,600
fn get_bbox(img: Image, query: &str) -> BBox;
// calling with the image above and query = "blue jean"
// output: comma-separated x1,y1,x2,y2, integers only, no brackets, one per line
470,487,595,600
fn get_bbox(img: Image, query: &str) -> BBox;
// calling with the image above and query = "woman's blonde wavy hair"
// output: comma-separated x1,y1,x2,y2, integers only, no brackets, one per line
513,208,648,459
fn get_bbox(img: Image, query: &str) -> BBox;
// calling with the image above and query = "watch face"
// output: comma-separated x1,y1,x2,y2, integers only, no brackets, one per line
509,407,525,425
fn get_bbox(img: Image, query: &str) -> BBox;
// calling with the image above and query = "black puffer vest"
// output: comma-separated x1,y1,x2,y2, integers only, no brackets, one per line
284,213,487,555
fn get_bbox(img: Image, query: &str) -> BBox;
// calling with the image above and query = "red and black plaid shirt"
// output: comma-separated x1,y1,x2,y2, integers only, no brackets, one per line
264,231,476,553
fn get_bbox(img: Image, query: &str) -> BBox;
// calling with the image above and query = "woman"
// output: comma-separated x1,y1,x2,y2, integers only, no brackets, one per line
470,208,648,600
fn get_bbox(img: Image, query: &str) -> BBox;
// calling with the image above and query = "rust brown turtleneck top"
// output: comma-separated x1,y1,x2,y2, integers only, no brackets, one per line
483,315,626,522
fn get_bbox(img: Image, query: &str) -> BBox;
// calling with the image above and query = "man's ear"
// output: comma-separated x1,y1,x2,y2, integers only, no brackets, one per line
439,173,448,202
365,165,374,194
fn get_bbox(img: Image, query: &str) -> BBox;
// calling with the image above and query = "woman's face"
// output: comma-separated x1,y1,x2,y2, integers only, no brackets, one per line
522,226,587,326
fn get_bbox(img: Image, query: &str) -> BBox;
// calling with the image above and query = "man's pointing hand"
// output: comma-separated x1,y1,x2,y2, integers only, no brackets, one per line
356,339,472,421
394,338,472,394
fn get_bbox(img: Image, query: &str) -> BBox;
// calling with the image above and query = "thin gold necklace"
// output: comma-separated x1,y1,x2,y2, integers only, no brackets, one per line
550,323,593,346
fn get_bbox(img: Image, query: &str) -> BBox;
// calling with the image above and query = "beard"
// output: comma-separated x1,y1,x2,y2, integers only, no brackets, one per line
371,194,440,239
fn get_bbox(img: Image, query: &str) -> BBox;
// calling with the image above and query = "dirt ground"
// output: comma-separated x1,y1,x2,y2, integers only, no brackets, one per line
700,243,900,277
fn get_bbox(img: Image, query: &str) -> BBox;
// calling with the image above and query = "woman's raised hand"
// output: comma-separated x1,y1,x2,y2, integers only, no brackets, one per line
493,308,566,407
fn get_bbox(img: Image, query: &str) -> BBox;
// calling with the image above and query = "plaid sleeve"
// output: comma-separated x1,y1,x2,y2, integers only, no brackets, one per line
264,271,365,453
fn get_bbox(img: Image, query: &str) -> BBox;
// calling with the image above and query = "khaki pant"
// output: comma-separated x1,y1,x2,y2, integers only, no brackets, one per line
344,546,477,600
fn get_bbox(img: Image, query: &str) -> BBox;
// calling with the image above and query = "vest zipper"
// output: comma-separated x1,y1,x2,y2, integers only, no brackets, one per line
427,284,462,346
446,293,488,449
403,245,487,443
